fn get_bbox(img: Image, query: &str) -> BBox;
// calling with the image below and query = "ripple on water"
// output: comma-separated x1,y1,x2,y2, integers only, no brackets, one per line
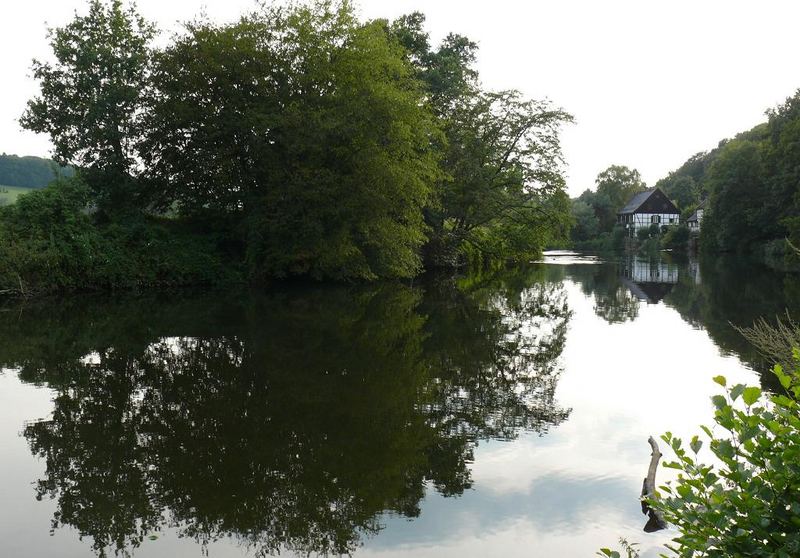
537,250,603,265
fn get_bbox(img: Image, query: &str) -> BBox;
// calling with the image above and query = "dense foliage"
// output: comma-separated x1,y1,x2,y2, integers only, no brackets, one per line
569,165,645,249
386,14,572,265
655,91,800,266
10,0,573,293
0,177,233,295
652,359,800,557
0,153,72,188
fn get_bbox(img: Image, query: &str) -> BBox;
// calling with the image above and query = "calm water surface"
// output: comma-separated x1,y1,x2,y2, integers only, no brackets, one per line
1,253,798,557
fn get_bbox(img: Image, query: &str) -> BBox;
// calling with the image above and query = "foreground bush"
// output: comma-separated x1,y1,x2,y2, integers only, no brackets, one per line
651,353,800,557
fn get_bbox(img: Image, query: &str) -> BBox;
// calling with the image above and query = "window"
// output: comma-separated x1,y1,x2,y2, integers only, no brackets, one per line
651,215,661,224
669,218,675,224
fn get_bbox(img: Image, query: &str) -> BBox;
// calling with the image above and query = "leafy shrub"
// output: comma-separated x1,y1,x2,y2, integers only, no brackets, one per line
597,538,640,558
0,177,239,295
662,225,690,251
571,226,628,254
651,353,800,557
636,226,652,242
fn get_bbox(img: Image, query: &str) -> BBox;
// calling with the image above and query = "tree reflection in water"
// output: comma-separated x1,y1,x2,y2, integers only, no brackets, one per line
2,269,572,556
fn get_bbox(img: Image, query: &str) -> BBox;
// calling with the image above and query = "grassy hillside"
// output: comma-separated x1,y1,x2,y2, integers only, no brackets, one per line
0,185,35,205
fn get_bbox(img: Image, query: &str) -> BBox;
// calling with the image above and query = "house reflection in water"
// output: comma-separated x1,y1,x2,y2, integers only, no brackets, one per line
620,257,680,304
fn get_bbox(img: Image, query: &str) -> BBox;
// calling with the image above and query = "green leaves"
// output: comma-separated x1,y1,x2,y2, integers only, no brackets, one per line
775,365,792,390
648,359,800,558
742,387,762,406
711,394,728,409
20,0,155,211
142,2,443,281
730,383,746,401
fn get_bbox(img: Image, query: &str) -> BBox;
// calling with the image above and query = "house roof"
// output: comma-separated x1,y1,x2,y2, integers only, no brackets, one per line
687,199,707,222
618,187,680,215
619,189,655,214
621,277,675,304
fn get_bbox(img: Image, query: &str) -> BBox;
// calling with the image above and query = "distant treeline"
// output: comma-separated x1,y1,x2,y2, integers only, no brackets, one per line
568,165,646,251
0,153,72,188
0,0,572,295
568,91,800,266
656,92,800,266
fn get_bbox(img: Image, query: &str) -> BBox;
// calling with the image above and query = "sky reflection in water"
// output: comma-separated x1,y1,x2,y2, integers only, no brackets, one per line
0,254,797,557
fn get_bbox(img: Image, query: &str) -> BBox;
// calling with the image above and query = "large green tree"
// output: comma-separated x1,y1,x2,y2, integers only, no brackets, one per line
387,13,572,266
765,90,800,253
570,199,600,242
703,139,770,251
434,91,572,264
20,0,155,209
141,1,440,280
592,165,647,231
663,175,697,210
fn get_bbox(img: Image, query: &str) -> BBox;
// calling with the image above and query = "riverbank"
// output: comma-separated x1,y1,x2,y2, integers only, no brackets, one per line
0,179,244,297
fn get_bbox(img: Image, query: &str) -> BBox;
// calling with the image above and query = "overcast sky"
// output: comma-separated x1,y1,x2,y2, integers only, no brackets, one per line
2,0,798,196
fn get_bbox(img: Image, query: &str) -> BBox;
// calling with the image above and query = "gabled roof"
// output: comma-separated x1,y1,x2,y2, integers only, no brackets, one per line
621,277,675,304
619,189,656,214
687,199,707,222
618,187,680,215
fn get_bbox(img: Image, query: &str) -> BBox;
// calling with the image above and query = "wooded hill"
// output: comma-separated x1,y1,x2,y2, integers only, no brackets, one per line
656,91,800,265
568,90,800,266
0,153,72,188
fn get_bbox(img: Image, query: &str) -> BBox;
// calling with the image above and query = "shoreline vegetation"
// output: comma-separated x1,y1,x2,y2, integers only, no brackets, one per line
2,0,574,297
564,88,800,272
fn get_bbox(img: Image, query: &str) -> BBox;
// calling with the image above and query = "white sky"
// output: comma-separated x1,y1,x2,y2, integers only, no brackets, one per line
2,0,799,196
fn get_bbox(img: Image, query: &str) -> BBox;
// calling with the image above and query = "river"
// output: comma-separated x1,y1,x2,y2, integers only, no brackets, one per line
1,253,798,557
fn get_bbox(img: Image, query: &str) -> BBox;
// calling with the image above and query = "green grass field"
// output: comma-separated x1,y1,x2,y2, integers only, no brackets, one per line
0,185,37,205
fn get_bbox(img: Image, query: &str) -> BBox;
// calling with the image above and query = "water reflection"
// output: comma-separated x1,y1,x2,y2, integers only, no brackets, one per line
545,252,800,378
548,263,641,324
0,270,572,557
620,257,678,304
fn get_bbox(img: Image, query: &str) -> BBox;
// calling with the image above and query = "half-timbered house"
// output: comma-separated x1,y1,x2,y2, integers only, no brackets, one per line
617,188,680,237
687,199,706,231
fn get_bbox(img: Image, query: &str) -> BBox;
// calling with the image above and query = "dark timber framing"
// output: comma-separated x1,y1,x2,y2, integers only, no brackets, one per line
617,188,680,237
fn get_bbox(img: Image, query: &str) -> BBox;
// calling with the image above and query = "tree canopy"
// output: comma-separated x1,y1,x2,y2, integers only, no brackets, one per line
13,0,573,288
386,12,572,266
654,89,800,261
20,0,154,209
140,2,441,280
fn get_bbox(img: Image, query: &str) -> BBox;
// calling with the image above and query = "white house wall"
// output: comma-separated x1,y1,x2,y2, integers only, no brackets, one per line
622,259,679,284
620,212,680,232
